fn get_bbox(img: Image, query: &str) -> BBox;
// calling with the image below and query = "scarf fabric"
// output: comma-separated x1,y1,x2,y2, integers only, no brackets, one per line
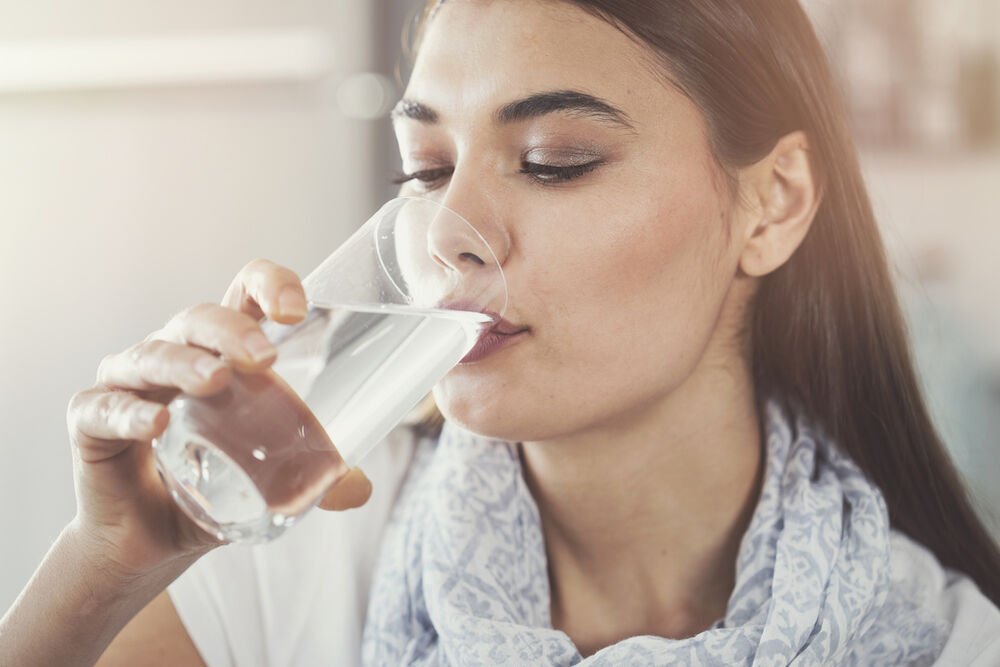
362,401,950,665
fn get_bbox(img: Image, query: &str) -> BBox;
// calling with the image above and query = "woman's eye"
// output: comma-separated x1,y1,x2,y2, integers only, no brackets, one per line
391,166,453,191
519,160,603,183
390,160,604,190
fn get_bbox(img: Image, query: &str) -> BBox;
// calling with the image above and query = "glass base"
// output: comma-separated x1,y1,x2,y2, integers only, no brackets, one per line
153,427,298,544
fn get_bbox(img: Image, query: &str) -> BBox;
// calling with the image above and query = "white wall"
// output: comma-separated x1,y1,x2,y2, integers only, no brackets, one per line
0,1,385,610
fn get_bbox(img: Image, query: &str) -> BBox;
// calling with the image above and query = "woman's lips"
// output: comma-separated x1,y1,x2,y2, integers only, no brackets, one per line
436,301,528,363
460,316,529,363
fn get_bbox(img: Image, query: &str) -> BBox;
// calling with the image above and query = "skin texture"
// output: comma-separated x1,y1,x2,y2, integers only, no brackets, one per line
394,0,818,654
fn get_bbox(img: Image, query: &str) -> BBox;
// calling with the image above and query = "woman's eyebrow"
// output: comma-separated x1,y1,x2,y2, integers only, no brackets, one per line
391,90,635,130
391,99,439,123
496,90,635,130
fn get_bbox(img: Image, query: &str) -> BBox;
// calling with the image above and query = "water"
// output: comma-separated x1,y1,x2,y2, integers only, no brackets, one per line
153,304,491,542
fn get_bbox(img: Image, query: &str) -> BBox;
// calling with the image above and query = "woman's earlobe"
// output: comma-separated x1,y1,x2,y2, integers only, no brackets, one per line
738,131,820,277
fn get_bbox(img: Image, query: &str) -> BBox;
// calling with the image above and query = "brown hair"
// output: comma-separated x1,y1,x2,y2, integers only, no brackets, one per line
407,0,1000,604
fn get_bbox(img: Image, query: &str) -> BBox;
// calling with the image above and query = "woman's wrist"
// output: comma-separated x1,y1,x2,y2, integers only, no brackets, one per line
64,517,208,592
0,521,203,667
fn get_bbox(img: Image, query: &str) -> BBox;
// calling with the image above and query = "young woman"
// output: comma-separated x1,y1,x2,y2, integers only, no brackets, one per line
3,1,999,664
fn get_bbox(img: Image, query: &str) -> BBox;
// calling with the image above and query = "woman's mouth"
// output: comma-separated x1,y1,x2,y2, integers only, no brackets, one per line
460,316,529,363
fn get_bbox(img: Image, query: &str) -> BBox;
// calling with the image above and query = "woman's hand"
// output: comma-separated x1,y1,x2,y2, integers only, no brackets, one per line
65,258,371,580
0,260,373,667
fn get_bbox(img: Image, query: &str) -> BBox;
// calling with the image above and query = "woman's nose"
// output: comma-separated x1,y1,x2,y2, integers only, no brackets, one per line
434,181,510,270
422,186,509,314
426,206,505,274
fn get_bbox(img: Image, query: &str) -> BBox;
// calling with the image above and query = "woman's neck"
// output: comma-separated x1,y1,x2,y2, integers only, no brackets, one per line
519,349,764,654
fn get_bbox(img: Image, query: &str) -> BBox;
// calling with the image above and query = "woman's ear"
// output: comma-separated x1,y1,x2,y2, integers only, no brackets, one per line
737,131,821,277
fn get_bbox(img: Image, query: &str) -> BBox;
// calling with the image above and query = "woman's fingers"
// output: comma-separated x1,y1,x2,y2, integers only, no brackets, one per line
221,258,309,325
92,260,306,395
70,258,313,479
68,388,169,462
317,467,373,511
157,303,278,373
97,339,232,396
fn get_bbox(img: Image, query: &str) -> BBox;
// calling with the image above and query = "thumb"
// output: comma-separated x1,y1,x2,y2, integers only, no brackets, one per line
317,467,372,511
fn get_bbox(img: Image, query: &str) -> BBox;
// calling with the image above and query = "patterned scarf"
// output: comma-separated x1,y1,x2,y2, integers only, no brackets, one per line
362,401,949,665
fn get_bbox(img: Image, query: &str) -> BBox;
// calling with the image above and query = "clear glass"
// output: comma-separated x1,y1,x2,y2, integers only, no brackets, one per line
152,197,507,542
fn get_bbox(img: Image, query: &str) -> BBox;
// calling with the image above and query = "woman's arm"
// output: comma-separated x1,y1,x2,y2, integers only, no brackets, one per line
0,522,202,667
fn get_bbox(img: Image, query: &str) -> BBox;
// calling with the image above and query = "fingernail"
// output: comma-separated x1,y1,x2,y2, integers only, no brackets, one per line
279,288,308,318
194,355,225,380
244,331,277,362
136,403,162,428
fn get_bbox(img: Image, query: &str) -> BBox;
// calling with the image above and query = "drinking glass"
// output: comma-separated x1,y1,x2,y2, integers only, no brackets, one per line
152,197,507,542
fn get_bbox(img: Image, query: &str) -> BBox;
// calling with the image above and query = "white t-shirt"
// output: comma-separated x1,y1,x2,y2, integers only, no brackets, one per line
169,426,1000,666
168,426,419,667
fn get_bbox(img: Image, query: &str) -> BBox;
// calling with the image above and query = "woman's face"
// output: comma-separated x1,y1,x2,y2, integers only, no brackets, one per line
395,0,750,442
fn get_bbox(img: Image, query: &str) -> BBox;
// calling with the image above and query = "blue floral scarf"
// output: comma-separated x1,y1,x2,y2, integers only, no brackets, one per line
362,401,949,665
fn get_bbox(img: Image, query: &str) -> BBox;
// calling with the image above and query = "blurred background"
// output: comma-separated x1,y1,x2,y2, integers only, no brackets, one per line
1,0,998,611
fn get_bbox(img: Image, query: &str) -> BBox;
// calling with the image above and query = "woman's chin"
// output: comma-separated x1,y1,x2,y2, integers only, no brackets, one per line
432,386,522,441
435,396,500,437
433,394,573,444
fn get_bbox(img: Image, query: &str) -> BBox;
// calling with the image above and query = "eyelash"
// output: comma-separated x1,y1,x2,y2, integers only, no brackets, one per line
391,160,603,190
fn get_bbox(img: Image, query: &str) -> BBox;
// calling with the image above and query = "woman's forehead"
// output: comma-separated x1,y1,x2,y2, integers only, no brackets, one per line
404,0,664,124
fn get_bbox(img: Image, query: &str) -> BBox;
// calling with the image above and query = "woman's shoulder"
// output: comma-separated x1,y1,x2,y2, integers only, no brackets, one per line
885,529,1000,665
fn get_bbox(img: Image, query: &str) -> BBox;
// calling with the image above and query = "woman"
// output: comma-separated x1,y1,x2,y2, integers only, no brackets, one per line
3,0,999,664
